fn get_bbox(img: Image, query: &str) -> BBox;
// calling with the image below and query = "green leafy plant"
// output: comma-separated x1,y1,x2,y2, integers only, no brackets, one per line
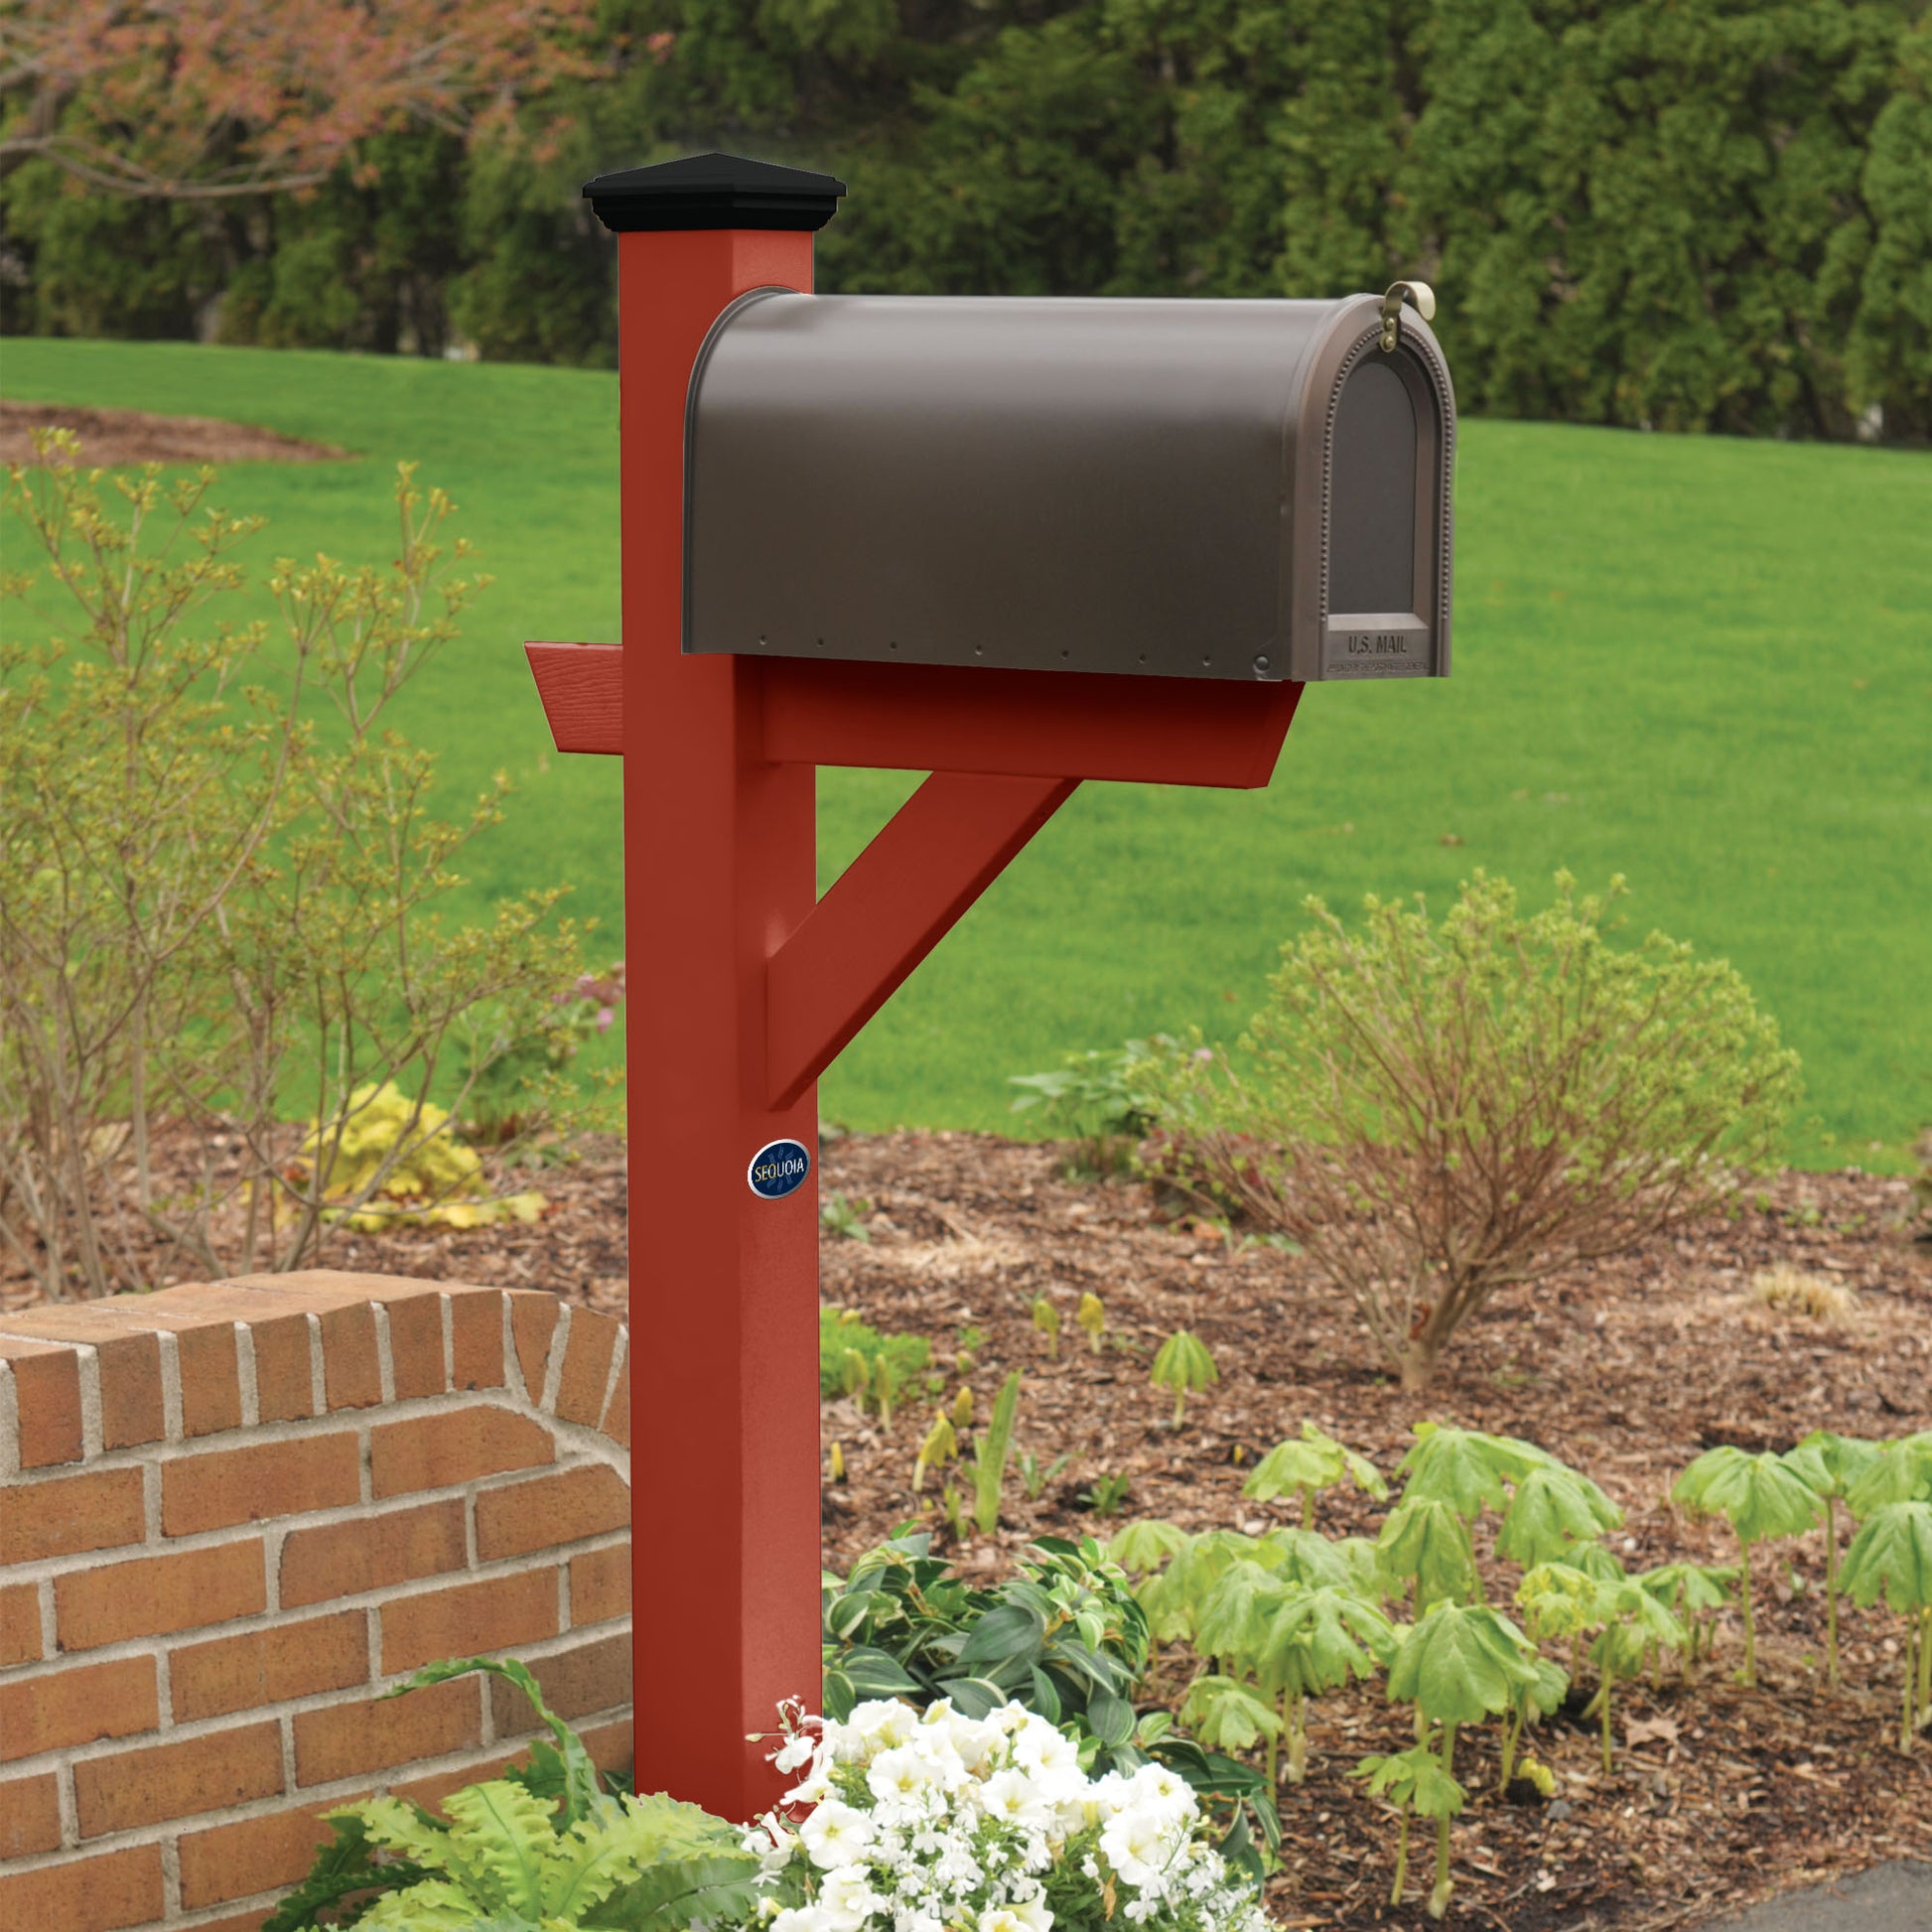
1087,1469,1134,1518
1636,1563,1737,1678
1382,1599,1545,1919
1141,874,1800,1389
1672,1447,1822,1686
1032,1296,1061,1359
817,1308,928,1406
968,1370,1023,1536
912,1413,957,1492
1077,1291,1107,1353
1020,1448,1071,1501
1839,1501,1932,1751
1781,1431,1884,1686
1244,1422,1388,1529
1008,1036,1175,1173
1151,1329,1218,1427
268,1657,755,1932
1353,1744,1465,1915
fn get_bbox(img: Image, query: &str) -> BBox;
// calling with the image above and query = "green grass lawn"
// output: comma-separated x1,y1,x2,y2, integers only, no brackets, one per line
4,337,1928,1169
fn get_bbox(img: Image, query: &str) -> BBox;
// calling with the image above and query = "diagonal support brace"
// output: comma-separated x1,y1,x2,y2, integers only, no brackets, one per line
766,771,1077,1108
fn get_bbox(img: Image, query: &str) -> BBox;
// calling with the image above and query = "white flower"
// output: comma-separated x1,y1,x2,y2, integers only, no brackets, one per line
786,1767,837,1808
977,1769,1053,1833
1010,1893,1053,1932
850,1700,921,1754
774,1730,820,1773
772,1909,839,1932
1011,1721,1082,1795
1124,1763,1192,1822
867,1746,944,1809
1100,1807,1180,1889
800,1800,876,1871
819,1864,888,1929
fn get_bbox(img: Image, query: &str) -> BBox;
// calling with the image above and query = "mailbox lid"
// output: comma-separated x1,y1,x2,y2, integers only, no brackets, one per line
683,291,1451,682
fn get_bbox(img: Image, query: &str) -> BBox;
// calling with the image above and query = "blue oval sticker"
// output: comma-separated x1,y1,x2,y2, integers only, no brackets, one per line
747,1138,812,1201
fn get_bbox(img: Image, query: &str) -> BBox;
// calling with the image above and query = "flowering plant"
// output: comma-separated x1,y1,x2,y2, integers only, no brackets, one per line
740,1698,1270,1932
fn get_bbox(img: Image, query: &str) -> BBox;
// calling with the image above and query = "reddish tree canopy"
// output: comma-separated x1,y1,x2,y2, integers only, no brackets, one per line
0,0,596,200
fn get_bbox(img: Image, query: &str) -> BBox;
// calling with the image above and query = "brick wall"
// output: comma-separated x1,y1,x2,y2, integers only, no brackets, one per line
0,1273,632,1932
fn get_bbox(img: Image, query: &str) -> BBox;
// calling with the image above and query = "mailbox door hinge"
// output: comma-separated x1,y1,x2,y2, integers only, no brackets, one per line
1379,280,1437,352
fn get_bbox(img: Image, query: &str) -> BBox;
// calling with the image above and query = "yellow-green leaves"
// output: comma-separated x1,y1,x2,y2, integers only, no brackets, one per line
1386,1600,1542,1729
1032,1297,1061,1359
1673,1447,1822,1548
1673,1446,1822,1687
1077,1291,1107,1353
913,1415,958,1492
1151,1328,1218,1427
1105,1519,1192,1577
1377,1498,1479,1612
1841,1502,1932,1616
1179,1675,1283,1752
1245,1422,1387,1527
1355,1743,1465,1822
1495,1464,1624,1567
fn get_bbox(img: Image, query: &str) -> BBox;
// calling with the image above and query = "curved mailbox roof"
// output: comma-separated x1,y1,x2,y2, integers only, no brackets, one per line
683,291,1452,683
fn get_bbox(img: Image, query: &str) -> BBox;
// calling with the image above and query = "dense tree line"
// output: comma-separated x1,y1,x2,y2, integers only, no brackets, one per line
3,0,1927,439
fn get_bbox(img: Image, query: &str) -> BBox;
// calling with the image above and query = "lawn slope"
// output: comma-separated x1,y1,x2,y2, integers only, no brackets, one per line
4,338,1927,1167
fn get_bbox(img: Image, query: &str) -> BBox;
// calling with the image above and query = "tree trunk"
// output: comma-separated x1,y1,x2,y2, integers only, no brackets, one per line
1397,1334,1442,1392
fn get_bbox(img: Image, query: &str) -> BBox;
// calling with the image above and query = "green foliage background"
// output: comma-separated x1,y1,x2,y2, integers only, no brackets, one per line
4,338,1927,1171
4,0,1929,441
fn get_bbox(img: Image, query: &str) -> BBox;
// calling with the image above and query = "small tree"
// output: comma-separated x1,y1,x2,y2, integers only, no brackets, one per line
1146,873,1799,1389
0,436,588,1297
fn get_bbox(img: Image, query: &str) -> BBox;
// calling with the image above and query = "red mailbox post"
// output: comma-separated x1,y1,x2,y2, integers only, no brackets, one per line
527,152,1449,1821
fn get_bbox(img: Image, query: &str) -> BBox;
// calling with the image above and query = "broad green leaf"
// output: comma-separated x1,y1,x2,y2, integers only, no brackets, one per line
955,1600,1045,1669
1259,1527,1354,1590
1179,1675,1282,1751
1386,1601,1540,1726
1399,1423,1555,1520
1495,1465,1623,1566
441,1781,559,1916
1252,1586,1396,1698
1515,1562,1604,1643
1376,1497,1479,1607
1106,1520,1192,1575
1086,1688,1138,1747
1194,1560,1282,1669
1781,1432,1884,1502
1243,1422,1384,1507
1637,1563,1736,1618
1353,1744,1465,1820
1845,1436,1932,1518
1672,1447,1821,1546
1838,1501,1932,1614
1151,1329,1218,1394
358,1879,491,1930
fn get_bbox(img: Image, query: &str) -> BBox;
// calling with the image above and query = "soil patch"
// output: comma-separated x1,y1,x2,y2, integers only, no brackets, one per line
5,1129,1927,1926
1,398,351,467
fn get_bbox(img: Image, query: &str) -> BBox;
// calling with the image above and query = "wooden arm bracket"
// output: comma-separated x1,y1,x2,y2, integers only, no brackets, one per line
764,771,1077,1108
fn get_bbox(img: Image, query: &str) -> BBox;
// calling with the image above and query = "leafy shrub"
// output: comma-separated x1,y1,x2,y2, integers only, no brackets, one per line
819,1308,928,1403
821,1532,1279,1865
1009,1036,1180,1174
269,1657,757,1932
0,441,586,1296
300,1080,546,1231
1145,873,1800,1390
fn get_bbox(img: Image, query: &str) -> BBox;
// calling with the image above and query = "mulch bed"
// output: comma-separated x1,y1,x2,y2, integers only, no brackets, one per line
7,1128,1928,1927
0,398,350,467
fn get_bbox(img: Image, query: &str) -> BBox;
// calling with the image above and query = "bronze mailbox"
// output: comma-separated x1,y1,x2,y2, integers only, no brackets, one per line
683,289,1453,683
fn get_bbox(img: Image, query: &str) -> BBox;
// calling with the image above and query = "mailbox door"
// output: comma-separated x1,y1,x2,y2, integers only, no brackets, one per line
683,292,1452,683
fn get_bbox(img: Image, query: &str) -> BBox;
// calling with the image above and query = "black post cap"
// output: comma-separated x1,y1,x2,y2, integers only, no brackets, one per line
584,152,846,234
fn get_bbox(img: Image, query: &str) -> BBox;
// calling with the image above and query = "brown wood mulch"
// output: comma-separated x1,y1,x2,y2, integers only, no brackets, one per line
6,1129,1928,1927
0,398,350,467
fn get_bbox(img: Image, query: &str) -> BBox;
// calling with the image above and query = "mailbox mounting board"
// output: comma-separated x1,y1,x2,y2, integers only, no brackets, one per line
682,291,1453,683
